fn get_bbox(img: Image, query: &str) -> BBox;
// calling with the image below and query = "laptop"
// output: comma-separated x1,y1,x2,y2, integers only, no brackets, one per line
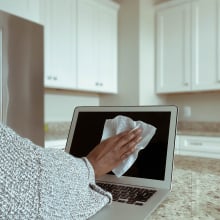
65,105,178,220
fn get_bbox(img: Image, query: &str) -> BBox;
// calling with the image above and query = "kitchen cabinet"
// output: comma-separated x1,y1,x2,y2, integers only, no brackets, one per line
176,135,220,159
156,0,220,94
40,0,77,89
191,0,220,90
156,2,191,93
0,0,40,23
77,0,119,93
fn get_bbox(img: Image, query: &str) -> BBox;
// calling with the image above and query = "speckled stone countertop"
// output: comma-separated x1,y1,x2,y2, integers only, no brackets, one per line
150,155,220,219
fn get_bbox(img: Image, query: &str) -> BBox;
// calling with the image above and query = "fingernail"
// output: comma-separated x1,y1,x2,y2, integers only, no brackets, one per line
137,136,142,142
129,125,140,133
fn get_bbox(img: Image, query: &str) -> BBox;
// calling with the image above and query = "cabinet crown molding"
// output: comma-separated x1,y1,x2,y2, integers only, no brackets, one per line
156,0,191,10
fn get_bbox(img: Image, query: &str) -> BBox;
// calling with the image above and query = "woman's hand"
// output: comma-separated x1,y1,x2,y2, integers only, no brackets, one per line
87,128,142,178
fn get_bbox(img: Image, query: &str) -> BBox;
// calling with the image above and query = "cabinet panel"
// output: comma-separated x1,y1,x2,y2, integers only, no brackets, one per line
156,3,191,93
40,0,77,89
191,0,220,90
98,4,118,93
77,0,99,91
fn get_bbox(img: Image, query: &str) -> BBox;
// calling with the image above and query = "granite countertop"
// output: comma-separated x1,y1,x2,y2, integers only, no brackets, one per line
44,121,220,141
150,155,220,219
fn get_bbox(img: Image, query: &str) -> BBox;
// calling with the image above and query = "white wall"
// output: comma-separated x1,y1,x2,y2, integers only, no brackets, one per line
44,90,99,122
139,0,165,105
164,92,220,122
100,0,140,106
100,0,164,106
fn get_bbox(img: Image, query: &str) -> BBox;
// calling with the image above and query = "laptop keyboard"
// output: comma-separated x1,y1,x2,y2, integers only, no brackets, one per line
97,182,156,206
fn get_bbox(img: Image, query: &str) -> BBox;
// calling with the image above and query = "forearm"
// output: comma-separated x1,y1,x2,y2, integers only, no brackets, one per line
0,123,111,220
38,148,112,219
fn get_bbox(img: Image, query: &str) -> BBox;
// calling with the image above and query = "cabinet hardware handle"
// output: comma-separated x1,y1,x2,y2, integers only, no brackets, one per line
95,82,103,86
188,142,202,146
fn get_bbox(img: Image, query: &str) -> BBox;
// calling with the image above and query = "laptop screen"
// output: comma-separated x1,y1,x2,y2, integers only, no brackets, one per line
67,109,172,181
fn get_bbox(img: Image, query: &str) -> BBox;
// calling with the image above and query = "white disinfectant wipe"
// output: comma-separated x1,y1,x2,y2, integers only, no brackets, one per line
101,115,157,177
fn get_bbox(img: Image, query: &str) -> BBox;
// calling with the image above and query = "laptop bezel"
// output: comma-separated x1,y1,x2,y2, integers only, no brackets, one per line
65,105,178,190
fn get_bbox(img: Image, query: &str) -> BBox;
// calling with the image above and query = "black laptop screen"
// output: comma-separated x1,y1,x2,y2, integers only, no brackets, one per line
68,111,171,181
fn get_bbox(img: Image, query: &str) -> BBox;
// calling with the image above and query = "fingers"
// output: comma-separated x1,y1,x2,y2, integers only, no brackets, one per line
116,128,142,160
120,144,136,160
117,127,142,148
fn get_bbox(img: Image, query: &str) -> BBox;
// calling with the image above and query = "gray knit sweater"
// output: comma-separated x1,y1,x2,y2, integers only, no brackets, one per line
0,123,112,219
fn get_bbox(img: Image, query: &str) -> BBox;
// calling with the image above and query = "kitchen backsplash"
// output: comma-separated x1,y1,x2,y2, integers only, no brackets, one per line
44,122,71,141
177,121,220,136
45,121,220,141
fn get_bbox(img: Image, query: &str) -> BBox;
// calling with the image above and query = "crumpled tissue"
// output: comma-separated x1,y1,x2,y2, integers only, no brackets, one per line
101,115,156,177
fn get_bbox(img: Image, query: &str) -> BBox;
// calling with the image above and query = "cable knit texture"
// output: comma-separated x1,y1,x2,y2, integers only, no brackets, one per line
0,123,112,219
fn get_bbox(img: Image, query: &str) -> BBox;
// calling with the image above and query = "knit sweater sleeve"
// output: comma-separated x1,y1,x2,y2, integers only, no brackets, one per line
0,123,112,220
38,147,112,219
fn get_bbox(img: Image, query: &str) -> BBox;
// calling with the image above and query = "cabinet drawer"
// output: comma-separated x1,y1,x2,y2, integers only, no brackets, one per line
178,135,220,159
45,139,67,150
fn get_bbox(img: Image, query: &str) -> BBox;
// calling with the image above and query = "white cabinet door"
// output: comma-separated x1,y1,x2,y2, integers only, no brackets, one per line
98,3,118,93
77,0,118,93
156,3,191,93
0,0,40,23
77,0,99,92
40,0,77,89
191,0,220,91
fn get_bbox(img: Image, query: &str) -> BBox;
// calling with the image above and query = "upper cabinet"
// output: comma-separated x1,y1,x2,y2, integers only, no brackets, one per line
191,0,220,91
40,0,77,90
41,0,119,93
156,0,220,94
156,2,191,93
0,0,40,23
77,0,119,93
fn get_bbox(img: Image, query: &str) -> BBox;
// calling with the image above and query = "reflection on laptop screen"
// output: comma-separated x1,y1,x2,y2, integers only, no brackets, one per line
69,111,171,181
